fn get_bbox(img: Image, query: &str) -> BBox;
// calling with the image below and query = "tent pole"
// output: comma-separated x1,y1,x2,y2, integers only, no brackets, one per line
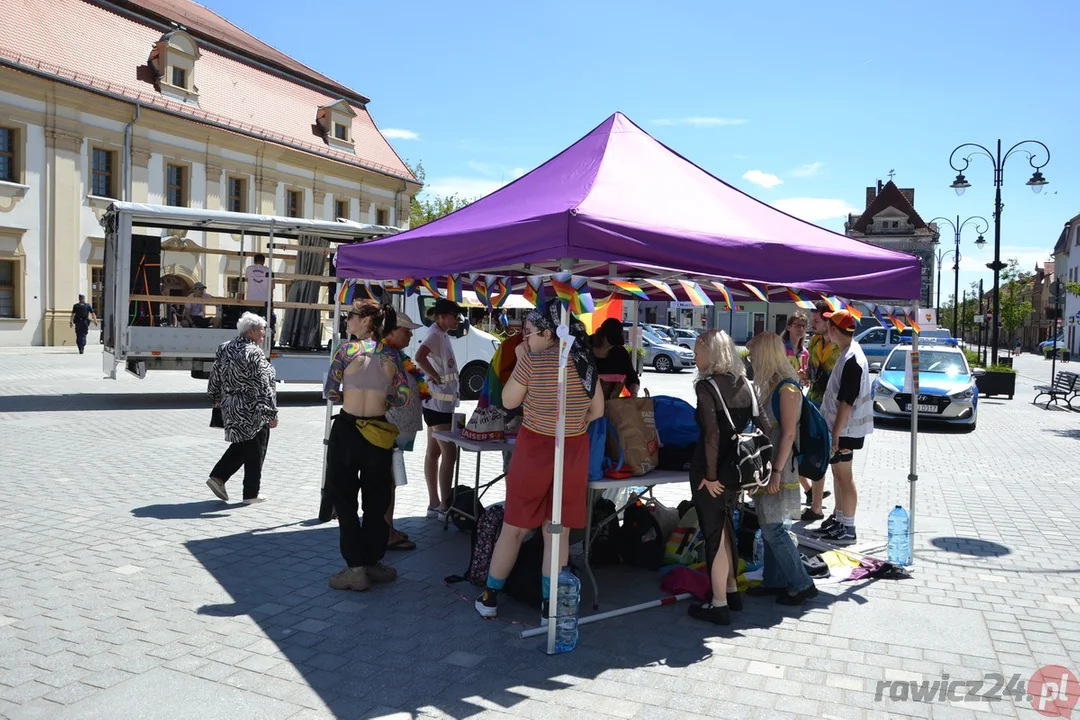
907,300,920,566
520,593,693,638
545,260,574,654
265,222,275,355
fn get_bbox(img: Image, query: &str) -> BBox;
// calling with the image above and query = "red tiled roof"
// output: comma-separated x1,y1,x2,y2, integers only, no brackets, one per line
850,180,928,233
0,0,416,183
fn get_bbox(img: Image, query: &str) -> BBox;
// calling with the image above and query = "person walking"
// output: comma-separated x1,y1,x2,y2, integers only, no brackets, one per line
746,332,819,605
474,300,603,620
206,313,277,504
813,309,873,546
687,329,768,625
416,298,462,519
69,294,98,354
323,300,410,591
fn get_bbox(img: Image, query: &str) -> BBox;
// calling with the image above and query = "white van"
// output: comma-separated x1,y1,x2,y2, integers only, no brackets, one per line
400,293,499,400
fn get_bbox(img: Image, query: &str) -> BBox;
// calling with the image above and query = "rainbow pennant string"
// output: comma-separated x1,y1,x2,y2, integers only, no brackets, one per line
873,306,891,329
905,311,921,333
402,277,417,297
786,288,816,310
523,275,546,307
743,282,769,303
817,293,838,312
473,276,490,308
644,279,677,301
611,279,649,300
336,279,356,305
551,273,595,315
888,313,907,332
491,278,510,308
419,278,442,299
678,280,712,307
445,274,463,303
710,281,733,310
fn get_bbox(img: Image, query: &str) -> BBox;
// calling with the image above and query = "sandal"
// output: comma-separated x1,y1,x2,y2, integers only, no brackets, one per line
387,535,416,551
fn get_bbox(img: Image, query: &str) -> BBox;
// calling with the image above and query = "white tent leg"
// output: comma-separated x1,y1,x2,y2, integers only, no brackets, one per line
318,282,344,523
520,593,692,639
907,301,920,565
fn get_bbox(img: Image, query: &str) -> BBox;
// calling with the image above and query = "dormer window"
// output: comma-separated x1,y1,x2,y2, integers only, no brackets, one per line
151,30,200,104
317,100,357,153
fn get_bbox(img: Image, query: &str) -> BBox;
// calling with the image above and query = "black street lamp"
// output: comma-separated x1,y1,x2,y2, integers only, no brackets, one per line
929,215,989,338
949,139,1050,364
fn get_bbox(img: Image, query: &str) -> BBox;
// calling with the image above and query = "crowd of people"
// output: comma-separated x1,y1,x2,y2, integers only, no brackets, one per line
201,295,873,627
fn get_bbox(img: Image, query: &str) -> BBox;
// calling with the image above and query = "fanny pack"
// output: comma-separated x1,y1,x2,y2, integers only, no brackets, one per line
354,419,400,449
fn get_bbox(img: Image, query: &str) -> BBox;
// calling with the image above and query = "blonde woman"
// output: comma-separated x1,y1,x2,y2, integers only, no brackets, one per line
688,329,768,625
746,332,818,605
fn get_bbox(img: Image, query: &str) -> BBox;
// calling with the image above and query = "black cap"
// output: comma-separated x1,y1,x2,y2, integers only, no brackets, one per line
433,298,461,316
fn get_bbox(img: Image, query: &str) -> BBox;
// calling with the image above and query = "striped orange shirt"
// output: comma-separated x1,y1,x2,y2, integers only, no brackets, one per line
511,348,592,437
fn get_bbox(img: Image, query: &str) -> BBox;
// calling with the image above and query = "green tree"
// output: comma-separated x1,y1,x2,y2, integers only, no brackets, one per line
999,258,1033,342
405,161,474,228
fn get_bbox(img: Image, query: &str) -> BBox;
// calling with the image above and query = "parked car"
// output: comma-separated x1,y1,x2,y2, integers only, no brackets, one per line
856,326,954,364
870,338,981,431
671,328,699,349
623,324,695,373
1039,335,1066,356
647,324,679,344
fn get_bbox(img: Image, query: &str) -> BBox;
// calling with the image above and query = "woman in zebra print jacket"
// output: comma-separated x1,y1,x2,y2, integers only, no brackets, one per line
206,313,278,505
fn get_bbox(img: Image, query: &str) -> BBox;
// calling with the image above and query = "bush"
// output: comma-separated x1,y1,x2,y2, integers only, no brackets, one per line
964,349,984,368
986,363,1017,374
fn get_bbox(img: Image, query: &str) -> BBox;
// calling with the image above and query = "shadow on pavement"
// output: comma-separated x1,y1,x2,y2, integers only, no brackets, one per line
929,536,1011,558
0,391,325,413
182,522,854,718
1046,428,1080,439
131,500,244,520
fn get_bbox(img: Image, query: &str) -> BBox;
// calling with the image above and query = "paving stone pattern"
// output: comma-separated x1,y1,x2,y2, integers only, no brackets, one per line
0,347,1077,719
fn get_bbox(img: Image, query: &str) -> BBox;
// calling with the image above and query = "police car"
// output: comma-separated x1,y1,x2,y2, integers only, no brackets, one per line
870,338,982,431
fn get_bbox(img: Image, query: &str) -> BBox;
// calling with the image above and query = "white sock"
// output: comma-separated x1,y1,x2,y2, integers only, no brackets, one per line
835,512,846,524
844,515,855,529
711,595,727,608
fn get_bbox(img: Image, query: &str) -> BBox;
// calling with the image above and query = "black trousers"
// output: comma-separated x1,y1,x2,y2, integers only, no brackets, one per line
74,321,89,353
210,425,270,500
327,412,393,568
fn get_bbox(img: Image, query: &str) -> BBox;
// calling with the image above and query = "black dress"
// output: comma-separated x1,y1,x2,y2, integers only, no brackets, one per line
690,373,766,574
593,345,640,390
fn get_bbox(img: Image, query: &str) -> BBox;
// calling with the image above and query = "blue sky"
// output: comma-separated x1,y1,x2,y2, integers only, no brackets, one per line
210,0,1076,303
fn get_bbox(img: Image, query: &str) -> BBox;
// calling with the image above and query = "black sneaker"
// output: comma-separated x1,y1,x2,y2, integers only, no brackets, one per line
688,602,731,625
726,591,743,612
828,526,857,546
811,516,839,535
777,585,819,606
475,589,498,619
800,508,825,522
804,489,832,505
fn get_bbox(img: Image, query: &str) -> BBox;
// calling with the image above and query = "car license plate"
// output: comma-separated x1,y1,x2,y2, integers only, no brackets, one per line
904,403,938,413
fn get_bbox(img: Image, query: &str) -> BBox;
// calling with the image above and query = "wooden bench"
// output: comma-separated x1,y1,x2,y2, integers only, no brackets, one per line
1033,371,1080,409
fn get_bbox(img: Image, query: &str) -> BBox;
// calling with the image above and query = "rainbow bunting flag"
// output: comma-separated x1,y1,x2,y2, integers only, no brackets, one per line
473,276,490,307
611,279,649,300
743,283,769,303
523,276,546,307
872,306,891,328
491,278,510,308
710,282,733,310
336,279,356,305
644,279,677,301
678,280,712,307
844,303,864,322
419,278,442,299
383,281,404,295
785,288,817,309
445,274,463,303
906,311,921,334
888,313,907,332
551,274,595,315
402,277,417,297
816,293,838,312
571,277,595,315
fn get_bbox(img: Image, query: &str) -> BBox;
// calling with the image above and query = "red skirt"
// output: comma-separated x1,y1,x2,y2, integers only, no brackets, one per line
504,426,590,529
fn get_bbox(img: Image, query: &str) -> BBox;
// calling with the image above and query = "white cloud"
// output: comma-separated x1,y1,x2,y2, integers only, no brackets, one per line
790,161,825,178
742,170,783,189
381,128,419,140
421,177,506,200
771,197,858,222
652,117,748,127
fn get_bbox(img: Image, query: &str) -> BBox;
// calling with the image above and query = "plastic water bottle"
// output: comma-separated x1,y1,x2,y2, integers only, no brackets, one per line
553,569,581,653
752,528,764,568
887,505,912,566
733,507,742,534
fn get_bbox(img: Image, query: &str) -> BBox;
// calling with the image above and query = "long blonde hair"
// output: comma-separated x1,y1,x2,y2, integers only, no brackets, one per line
695,329,744,382
747,332,798,401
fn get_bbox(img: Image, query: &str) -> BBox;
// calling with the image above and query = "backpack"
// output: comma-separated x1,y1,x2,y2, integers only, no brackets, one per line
465,504,505,585
503,530,545,609
447,485,483,533
651,396,698,448
618,496,665,570
771,378,832,482
707,378,773,491
588,497,622,567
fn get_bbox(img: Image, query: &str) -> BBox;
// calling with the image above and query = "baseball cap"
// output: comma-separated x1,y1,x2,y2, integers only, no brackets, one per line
823,309,857,333
432,298,461,316
394,312,421,330
193,282,206,290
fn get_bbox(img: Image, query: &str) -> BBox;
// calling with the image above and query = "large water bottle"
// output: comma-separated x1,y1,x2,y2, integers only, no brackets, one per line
733,507,742,533
553,569,581,653
887,505,912,566
752,528,764,568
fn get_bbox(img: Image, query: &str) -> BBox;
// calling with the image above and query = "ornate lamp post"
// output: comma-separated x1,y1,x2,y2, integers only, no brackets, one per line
949,139,1050,364
929,215,989,337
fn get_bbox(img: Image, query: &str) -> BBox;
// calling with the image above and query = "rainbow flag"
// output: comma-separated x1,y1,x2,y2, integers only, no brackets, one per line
551,274,595,315
336,279,356,305
888,313,907,332
584,295,623,335
445,274,463,303
873,306,891,328
402,277,417,297
743,283,769,303
906,311,921,334
523,276,546,307
644,279,677,301
383,281,404,295
491,278,510,308
710,281,733,310
786,288,816,309
419,278,442,299
611,279,649,300
678,280,712,307
844,302,864,322
817,292,838,312
473,276,490,307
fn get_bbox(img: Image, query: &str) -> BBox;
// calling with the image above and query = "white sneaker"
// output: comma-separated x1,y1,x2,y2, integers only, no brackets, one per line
206,478,228,502
242,497,267,505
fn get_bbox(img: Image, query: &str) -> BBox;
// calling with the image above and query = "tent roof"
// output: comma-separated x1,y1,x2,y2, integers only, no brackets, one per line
336,113,922,300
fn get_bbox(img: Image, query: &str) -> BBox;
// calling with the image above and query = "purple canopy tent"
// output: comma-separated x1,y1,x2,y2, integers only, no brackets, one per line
337,112,924,653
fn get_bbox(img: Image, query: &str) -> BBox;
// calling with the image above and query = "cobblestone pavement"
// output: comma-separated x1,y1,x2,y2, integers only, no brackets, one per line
0,347,1077,720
